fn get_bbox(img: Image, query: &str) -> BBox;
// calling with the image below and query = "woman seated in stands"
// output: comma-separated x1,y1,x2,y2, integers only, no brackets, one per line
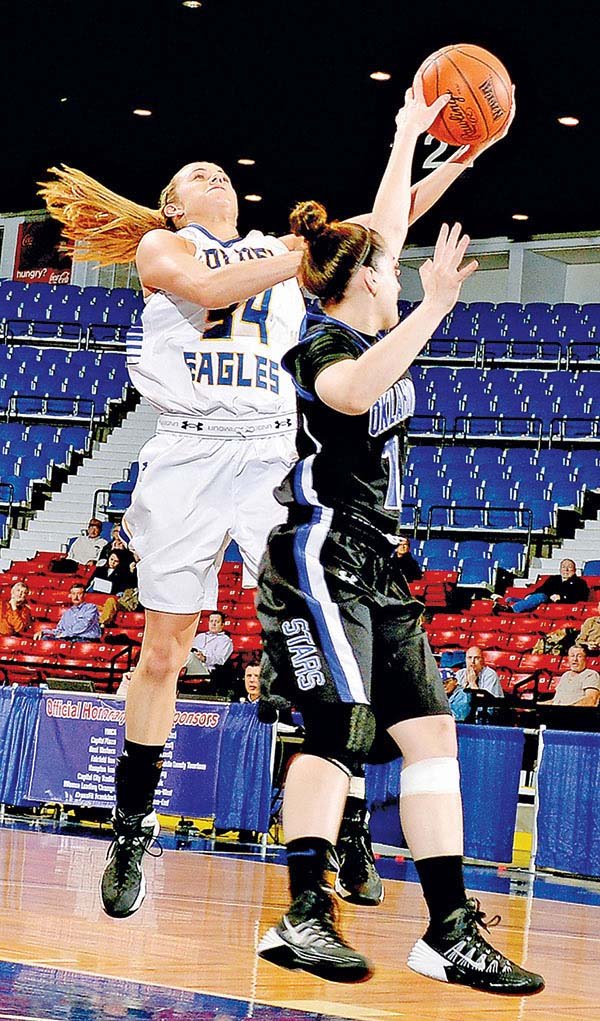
0,581,33,636
88,550,135,595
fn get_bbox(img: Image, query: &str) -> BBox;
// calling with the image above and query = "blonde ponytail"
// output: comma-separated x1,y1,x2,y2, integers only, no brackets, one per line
38,164,171,266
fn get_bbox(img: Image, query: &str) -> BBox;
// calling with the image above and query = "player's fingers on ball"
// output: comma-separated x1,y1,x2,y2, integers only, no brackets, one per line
413,74,425,102
431,92,452,115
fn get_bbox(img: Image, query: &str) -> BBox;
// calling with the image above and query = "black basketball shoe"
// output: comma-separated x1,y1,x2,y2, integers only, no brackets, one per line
101,809,161,918
407,898,544,995
257,889,373,983
333,805,384,906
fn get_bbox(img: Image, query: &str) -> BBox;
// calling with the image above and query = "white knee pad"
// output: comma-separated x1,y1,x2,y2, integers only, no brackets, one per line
400,757,460,797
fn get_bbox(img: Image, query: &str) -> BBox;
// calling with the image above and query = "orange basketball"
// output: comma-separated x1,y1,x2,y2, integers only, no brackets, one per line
416,44,512,146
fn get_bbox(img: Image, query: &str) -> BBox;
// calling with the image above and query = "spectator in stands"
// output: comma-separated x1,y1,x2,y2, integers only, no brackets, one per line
185,610,233,679
493,559,589,614
394,536,423,583
88,551,133,595
36,582,101,642
240,660,261,704
98,524,136,575
0,581,33,635
576,600,600,654
65,518,106,567
444,646,504,721
551,646,600,707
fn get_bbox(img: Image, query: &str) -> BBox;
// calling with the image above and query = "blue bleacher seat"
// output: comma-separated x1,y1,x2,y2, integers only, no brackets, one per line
493,542,526,572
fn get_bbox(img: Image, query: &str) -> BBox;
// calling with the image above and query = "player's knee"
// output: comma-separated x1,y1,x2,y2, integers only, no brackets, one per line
400,756,461,798
405,714,457,760
137,645,185,685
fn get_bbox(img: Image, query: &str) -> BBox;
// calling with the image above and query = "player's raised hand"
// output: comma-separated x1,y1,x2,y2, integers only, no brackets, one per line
454,85,517,165
419,222,478,314
395,75,451,137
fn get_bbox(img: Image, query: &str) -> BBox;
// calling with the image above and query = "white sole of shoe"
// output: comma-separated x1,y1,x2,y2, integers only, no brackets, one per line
407,939,449,982
101,814,160,918
257,926,372,983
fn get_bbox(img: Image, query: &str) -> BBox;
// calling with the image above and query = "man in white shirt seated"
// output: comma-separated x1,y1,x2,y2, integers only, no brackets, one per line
67,518,106,566
185,610,233,679
551,646,600,707
444,646,504,721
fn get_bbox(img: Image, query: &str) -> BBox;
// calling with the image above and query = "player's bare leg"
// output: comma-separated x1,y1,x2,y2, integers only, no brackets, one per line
258,754,373,982
388,716,543,995
101,610,199,918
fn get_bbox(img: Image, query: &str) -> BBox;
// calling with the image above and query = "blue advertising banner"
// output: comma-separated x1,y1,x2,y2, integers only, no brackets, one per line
27,694,231,817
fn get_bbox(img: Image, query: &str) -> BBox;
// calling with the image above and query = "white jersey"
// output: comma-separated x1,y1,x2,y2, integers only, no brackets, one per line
126,224,306,420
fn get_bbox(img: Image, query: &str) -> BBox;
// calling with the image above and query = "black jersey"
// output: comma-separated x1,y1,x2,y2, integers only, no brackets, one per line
276,313,415,540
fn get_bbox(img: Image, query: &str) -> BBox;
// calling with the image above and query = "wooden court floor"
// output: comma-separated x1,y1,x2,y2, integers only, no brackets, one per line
0,825,599,1020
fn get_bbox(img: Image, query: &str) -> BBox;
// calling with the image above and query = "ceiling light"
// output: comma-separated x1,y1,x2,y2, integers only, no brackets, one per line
133,108,152,117
370,71,391,81
512,214,529,221
59,97,68,103
237,158,256,166
182,1,202,7
244,194,262,202
557,116,579,127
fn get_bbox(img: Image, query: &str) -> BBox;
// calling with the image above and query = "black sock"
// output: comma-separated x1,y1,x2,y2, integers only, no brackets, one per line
340,794,366,833
114,739,164,817
414,855,467,931
286,837,333,904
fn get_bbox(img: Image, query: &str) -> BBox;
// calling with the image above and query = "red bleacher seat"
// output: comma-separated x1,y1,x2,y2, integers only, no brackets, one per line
506,633,539,652
533,603,583,620
228,603,257,620
230,619,262,636
482,650,518,671
219,562,242,576
0,635,25,654
470,631,509,650
469,599,494,616
423,571,459,584
233,635,262,652
113,611,145,628
37,605,64,623
469,616,498,633
431,629,470,650
38,589,69,605
428,614,462,630
516,653,564,676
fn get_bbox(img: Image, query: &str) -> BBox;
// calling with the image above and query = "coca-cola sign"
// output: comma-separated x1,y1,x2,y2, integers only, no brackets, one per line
13,218,72,283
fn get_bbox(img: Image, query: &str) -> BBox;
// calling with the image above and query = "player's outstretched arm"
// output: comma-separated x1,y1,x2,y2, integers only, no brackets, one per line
408,85,516,224
315,222,477,415
346,86,516,230
136,229,302,309
369,78,450,259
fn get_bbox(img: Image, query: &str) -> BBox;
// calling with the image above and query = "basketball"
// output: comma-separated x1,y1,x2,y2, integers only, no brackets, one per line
416,44,512,146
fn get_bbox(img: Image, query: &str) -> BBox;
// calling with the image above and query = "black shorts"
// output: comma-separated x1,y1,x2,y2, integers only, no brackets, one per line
257,521,450,734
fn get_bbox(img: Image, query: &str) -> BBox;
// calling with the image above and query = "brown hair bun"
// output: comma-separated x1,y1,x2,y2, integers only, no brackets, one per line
289,200,329,240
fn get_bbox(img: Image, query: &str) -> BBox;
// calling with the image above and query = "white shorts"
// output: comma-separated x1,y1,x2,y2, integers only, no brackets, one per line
123,428,296,614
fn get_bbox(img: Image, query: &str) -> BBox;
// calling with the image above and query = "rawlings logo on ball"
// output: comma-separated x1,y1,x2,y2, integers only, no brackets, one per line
479,76,506,121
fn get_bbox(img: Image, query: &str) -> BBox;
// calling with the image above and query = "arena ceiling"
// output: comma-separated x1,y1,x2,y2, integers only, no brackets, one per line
3,0,597,248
